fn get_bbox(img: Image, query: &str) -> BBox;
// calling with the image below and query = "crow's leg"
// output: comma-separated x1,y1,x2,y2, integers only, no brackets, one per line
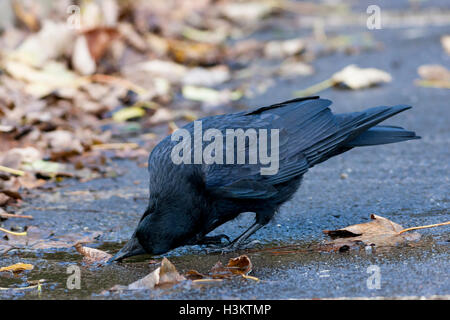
187,234,230,246
197,234,230,245
227,211,274,249
227,222,264,249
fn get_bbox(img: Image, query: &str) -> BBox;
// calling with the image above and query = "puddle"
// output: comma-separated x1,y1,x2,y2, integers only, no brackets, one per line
1,235,448,299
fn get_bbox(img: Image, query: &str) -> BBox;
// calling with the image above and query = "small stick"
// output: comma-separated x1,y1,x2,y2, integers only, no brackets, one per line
398,221,450,234
242,274,260,281
0,227,27,236
88,74,148,96
415,79,450,89
0,212,33,219
294,78,335,97
92,143,140,150
0,165,25,176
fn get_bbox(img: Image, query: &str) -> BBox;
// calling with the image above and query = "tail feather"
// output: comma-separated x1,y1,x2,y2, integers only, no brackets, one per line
345,125,420,147
305,105,419,166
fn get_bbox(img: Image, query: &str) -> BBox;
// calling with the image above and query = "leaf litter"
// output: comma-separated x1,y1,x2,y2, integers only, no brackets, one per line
74,242,258,292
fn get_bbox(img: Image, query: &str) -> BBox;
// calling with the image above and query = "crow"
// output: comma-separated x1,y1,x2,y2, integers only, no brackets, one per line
109,96,419,262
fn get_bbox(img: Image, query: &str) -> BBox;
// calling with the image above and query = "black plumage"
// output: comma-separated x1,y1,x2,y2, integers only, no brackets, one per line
109,96,419,262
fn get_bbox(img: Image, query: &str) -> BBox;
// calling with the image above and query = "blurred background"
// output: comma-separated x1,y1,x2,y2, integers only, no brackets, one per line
0,0,449,299
0,0,448,189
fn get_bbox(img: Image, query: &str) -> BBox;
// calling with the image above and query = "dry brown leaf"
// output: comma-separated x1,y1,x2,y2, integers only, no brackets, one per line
323,214,421,251
84,27,120,62
75,243,112,264
226,255,252,275
111,257,186,291
168,39,223,66
186,255,254,281
0,194,11,207
11,0,40,31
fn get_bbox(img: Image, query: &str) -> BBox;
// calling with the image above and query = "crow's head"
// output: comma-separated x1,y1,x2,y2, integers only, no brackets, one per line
108,189,202,263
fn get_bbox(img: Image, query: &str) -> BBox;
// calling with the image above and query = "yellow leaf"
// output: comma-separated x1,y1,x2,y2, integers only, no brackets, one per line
112,107,146,122
0,263,34,273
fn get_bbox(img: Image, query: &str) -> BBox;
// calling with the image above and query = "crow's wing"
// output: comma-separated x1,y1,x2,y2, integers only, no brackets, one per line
203,97,342,199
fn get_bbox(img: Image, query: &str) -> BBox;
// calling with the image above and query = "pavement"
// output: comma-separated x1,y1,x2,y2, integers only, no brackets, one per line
0,2,449,299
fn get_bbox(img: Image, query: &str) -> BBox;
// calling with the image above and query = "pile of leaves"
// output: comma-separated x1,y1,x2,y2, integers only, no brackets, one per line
0,0,393,217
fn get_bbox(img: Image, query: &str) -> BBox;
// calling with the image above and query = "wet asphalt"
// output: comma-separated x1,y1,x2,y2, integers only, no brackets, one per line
0,4,449,299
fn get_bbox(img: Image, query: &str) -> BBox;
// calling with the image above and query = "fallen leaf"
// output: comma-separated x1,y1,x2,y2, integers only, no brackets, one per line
182,86,242,104
182,26,228,44
3,60,83,98
0,263,34,273
183,65,230,87
107,255,257,293
441,35,450,55
225,255,252,276
220,1,275,23
264,39,305,59
418,64,450,82
168,39,223,65
331,65,392,90
186,255,256,281
278,60,314,78
295,65,392,96
124,60,187,84
415,64,450,89
323,214,421,251
84,27,120,62
75,243,112,264
11,0,40,31
8,20,74,68
72,35,97,76
0,194,11,207
111,257,186,291
112,106,147,122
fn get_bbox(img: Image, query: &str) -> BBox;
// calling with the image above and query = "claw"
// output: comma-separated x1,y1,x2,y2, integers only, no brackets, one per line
197,234,231,246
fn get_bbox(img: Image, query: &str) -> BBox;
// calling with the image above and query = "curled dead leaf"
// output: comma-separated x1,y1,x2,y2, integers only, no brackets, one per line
323,214,421,251
75,243,112,264
226,255,252,276
111,257,186,291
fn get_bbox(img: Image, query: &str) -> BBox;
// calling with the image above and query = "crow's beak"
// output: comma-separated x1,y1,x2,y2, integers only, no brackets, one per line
107,235,146,264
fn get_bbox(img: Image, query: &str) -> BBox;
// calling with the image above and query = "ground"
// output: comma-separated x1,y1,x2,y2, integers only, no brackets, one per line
1,1,449,299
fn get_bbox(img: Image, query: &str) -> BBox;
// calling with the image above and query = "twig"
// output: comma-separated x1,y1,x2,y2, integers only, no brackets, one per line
92,143,140,150
398,221,450,234
0,227,27,236
242,274,260,281
0,165,25,176
0,280,44,291
0,212,33,219
294,78,335,97
88,74,149,96
415,79,450,89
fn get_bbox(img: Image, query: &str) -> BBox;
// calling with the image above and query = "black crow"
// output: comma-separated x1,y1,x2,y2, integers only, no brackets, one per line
109,96,419,262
